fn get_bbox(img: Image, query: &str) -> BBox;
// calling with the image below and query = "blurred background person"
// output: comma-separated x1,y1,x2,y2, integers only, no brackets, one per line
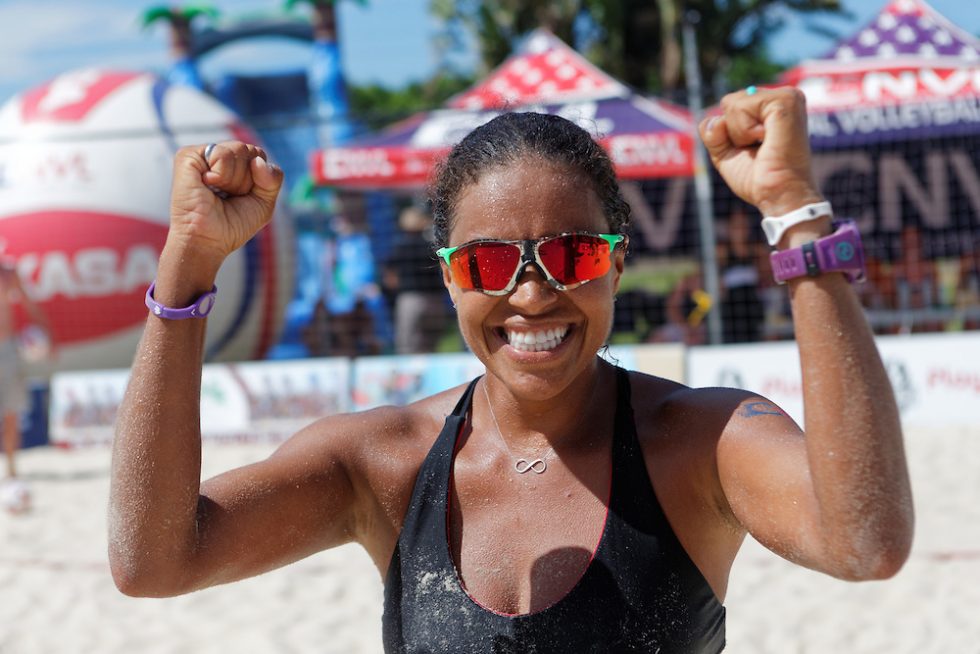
307,210,383,357
891,225,941,334
650,270,709,346
382,205,450,354
717,205,767,343
955,247,980,331
0,254,53,513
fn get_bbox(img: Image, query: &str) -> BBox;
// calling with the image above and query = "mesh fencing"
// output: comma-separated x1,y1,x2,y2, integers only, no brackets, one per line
11,111,970,363
259,116,980,357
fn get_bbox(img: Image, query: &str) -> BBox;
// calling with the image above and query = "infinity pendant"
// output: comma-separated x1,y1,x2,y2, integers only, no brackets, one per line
515,458,547,474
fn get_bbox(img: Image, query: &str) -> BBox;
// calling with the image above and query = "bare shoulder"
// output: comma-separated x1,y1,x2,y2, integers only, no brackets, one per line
627,373,797,501
273,380,472,474
623,373,766,585
627,372,747,433
262,380,476,557
629,372,790,443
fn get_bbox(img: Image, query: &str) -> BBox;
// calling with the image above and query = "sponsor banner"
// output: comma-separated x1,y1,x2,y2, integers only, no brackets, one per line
314,145,449,188
46,345,687,446
49,357,350,447
598,343,685,381
810,136,980,258
312,96,694,189
798,67,980,111
807,97,980,148
351,345,684,411
602,133,692,180
351,352,485,411
200,358,351,441
626,343,686,383
349,345,684,413
625,134,980,258
49,368,130,447
687,331,980,429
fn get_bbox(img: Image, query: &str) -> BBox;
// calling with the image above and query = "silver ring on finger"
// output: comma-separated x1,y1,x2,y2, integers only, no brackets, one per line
203,143,217,168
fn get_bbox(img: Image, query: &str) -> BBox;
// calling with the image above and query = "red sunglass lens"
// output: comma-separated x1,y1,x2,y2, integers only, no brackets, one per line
538,234,611,286
450,242,521,291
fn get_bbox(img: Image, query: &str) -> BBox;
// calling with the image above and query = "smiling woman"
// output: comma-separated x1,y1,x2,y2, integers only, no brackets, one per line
110,91,913,653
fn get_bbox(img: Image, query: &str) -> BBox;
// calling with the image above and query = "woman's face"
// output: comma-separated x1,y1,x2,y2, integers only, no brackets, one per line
442,154,624,399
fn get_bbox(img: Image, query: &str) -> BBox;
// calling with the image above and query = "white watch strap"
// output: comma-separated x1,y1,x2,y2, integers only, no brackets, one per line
760,201,833,247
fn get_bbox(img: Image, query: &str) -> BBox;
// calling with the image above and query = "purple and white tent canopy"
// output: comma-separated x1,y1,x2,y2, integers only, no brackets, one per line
781,0,980,148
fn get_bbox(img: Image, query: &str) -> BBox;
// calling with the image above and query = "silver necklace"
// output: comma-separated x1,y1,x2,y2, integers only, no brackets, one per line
481,381,555,474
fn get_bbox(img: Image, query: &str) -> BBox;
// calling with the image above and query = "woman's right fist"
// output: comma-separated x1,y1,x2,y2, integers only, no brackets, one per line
168,141,285,265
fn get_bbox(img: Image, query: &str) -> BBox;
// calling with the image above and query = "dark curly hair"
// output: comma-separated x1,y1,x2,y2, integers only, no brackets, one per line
429,112,631,248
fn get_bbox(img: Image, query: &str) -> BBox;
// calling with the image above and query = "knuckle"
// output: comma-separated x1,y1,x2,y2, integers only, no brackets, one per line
778,86,807,107
768,101,792,120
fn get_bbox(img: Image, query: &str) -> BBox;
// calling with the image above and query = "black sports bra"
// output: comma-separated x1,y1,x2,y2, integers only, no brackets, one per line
382,367,725,653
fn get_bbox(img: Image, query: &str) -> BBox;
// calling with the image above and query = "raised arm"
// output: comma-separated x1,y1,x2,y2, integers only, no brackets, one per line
699,88,914,580
108,143,358,596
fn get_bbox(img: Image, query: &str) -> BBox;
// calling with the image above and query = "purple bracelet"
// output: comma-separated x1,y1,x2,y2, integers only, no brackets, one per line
769,220,866,284
145,282,217,319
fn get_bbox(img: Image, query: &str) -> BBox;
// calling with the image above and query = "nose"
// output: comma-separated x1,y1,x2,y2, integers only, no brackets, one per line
508,261,558,310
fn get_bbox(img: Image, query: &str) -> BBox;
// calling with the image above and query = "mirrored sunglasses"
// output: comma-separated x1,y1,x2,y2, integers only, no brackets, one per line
436,232,627,296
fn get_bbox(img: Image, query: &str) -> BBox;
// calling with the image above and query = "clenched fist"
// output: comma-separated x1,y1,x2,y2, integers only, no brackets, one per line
150,141,285,307
699,87,824,223
168,141,285,266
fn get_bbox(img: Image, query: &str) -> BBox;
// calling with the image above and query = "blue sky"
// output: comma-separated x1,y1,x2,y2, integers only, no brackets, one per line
0,0,977,104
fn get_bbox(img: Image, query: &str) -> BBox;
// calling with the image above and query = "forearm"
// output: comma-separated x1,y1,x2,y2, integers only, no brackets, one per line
788,260,914,577
108,240,222,595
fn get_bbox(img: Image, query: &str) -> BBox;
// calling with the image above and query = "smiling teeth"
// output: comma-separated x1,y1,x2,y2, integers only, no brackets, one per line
506,327,568,352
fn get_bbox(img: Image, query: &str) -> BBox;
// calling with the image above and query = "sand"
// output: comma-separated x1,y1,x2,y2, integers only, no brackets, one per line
1,426,977,653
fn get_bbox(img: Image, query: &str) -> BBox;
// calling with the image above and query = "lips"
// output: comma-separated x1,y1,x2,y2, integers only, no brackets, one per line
502,325,570,352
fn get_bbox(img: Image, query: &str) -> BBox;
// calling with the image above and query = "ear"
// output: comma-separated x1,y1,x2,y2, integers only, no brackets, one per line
611,249,625,295
441,261,460,306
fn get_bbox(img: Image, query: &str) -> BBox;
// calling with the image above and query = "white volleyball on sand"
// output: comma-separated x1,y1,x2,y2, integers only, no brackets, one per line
0,68,293,375
1,479,31,514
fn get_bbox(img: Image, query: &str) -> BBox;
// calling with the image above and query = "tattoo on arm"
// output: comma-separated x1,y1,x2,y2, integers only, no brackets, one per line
739,401,785,418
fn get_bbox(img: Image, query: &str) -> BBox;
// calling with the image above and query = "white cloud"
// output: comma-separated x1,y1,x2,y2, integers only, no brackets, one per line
0,1,167,100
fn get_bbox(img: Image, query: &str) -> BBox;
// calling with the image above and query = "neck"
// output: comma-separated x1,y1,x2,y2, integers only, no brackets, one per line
480,359,610,454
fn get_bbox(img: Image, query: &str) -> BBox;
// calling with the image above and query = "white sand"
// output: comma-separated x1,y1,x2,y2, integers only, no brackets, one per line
1,427,977,653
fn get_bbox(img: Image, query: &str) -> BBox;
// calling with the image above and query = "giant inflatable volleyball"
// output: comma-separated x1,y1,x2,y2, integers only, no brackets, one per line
0,68,292,374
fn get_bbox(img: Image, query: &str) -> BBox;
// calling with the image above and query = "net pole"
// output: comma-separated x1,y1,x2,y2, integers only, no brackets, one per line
682,12,723,345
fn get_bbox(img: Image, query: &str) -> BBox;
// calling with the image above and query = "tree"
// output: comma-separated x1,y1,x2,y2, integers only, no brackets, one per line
141,5,220,61
141,5,221,89
430,0,848,103
349,73,476,131
284,0,369,43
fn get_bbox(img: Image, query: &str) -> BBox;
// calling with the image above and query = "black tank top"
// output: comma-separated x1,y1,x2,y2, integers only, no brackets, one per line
383,367,726,653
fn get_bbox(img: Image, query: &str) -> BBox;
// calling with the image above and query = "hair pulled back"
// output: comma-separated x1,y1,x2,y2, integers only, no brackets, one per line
429,112,631,248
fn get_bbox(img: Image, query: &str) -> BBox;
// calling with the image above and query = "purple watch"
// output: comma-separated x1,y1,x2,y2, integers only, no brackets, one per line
145,282,217,319
770,220,866,285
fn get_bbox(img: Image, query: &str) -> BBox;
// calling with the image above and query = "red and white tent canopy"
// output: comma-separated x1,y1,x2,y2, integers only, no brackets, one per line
448,29,630,109
312,30,695,189
780,0,980,147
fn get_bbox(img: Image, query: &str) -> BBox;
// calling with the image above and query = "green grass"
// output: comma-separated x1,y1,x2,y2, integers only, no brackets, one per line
618,256,699,295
